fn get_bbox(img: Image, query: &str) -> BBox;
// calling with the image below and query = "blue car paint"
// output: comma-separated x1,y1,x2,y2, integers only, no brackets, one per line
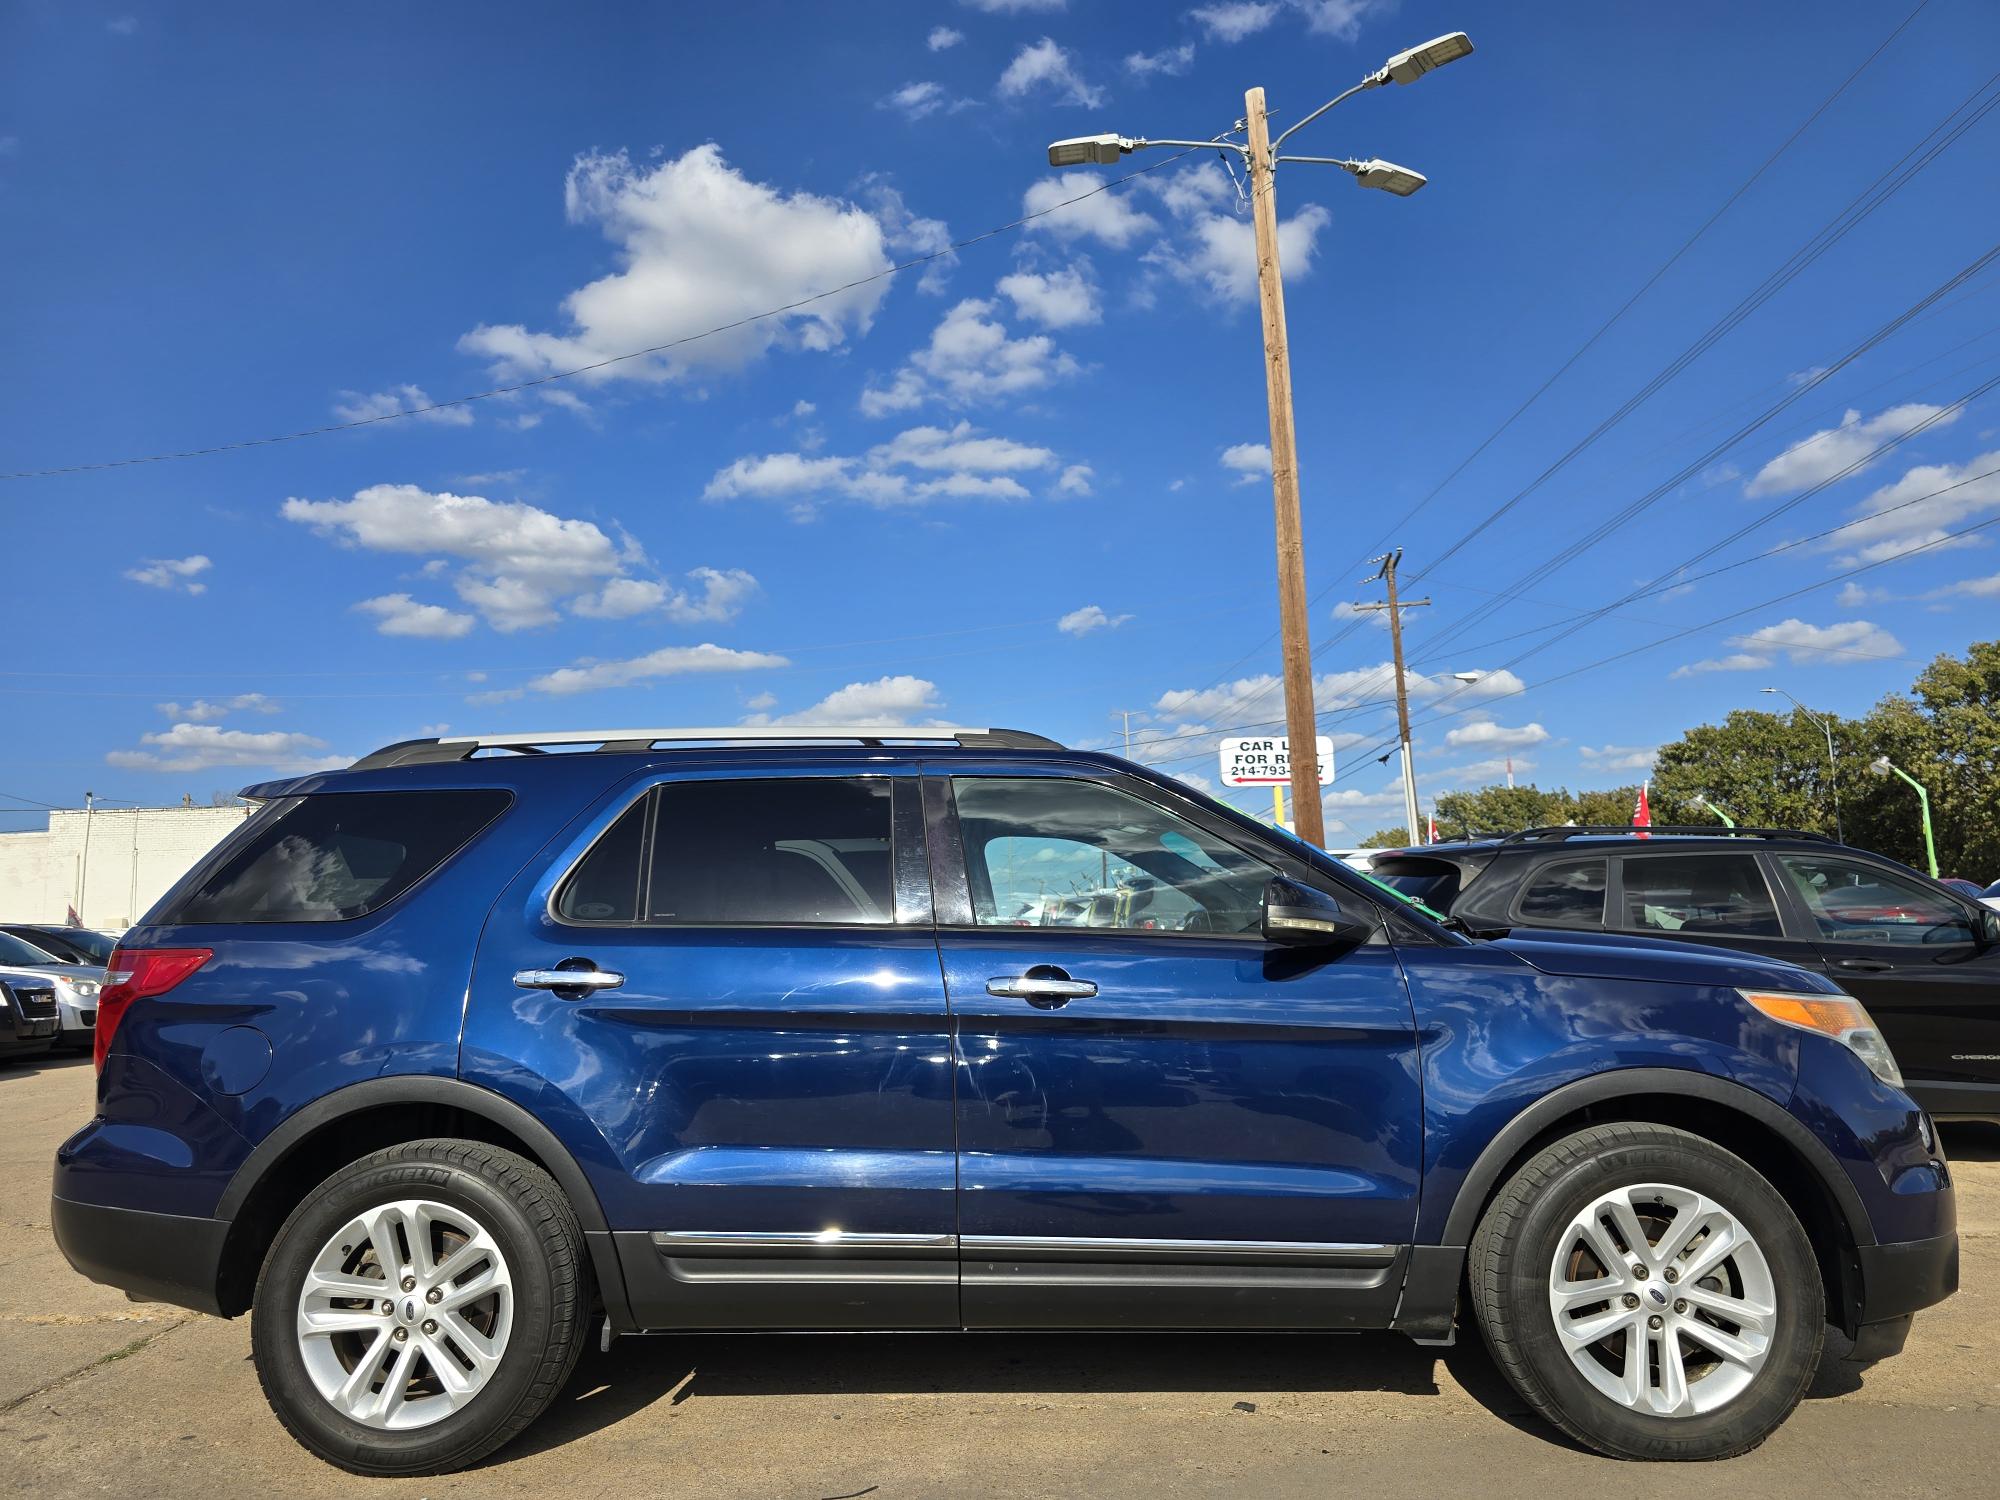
53,743,1954,1336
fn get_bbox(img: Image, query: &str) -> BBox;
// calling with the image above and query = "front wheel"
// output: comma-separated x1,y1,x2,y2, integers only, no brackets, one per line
1469,1122,1824,1460
251,1139,590,1476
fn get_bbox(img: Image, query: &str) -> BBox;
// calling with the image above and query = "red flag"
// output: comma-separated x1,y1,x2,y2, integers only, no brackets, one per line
1632,782,1652,839
65,903,81,927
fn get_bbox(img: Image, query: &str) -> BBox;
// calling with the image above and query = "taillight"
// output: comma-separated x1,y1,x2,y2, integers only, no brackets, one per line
94,947,212,1072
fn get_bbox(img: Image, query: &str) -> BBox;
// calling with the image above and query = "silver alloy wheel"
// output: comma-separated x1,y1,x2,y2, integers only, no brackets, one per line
295,1197,515,1431
1548,1181,1776,1418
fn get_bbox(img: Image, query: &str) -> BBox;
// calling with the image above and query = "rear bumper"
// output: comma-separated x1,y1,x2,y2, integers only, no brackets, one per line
51,1194,226,1316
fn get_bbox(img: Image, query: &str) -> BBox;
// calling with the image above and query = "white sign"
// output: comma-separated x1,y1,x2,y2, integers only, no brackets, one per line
1218,736,1334,787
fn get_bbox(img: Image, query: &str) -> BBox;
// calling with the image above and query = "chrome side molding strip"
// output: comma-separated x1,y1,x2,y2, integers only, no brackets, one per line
650,1230,956,1252
649,1230,1396,1261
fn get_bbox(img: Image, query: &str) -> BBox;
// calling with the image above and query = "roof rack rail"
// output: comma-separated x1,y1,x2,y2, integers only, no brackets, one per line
348,725,1065,771
1497,824,1835,845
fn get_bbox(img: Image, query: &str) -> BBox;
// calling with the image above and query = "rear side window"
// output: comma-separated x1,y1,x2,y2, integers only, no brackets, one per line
1516,858,1607,925
167,790,509,923
1368,858,1464,909
558,777,896,926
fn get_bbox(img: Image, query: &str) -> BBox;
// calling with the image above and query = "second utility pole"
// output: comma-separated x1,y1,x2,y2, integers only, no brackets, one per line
1355,549,1430,844
1245,86,1325,846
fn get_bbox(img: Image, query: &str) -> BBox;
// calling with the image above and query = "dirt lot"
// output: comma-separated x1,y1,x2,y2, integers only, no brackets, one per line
3,1051,1995,1499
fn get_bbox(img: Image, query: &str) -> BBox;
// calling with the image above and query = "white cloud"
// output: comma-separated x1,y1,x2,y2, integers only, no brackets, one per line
860,297,1080,413
1220,443,1271,484
1670,652,1773,679
567,568,759,625
745,674,943,726
526,643,789,697
1827,448,2000,566
459,145,892,386
154,693,281,723
106,724,341,774
124,555,212,594
1291,0,1392,40
1058,604,1132,636
331,384,474,427
285,483,634,633
1835,582,1877,607
704,421,1067,517
1745,403,1958,497
1580,744,1658,773
1331,600,1390,631
1126,43,1196,77
355,593,478,639
1670,617,1904,677
859,177,957,294
880,81,951,121
1933,571,2000,599
1735,617,1903,664
928,26,964,50
997,38,1103,107
995,264,1101,328
1155,202,1331,303
1154,665,1524,727
1057,463,1095,496
1190,3,1279,42
1022,172,1160,249
960,0,1065,10
106,15,138,36
1444,719,1550,751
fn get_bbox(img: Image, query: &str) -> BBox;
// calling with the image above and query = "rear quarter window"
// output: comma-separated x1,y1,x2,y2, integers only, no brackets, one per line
163,789,510,923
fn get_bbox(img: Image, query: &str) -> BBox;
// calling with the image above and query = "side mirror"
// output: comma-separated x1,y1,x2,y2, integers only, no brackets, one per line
1261,876,1374,948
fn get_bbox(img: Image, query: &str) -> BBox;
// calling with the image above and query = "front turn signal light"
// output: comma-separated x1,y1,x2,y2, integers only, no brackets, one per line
1739,989,1903,1089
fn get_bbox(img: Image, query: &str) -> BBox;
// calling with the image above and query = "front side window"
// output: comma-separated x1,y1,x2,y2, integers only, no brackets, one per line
1618,853,1781,937
169,790,510,923
1777,854,1977,947
1516,858,1607,925
952,777,1274,935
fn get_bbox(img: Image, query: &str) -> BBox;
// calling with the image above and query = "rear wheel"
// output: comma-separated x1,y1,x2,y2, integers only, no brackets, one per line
1469,1123,1823,1460
251,1139,589,1475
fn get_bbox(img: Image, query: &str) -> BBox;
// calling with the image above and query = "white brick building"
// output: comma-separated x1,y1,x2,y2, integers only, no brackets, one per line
0,805,253,931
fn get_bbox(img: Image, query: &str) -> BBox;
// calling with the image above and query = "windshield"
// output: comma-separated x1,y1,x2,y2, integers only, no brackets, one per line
0,930,64,966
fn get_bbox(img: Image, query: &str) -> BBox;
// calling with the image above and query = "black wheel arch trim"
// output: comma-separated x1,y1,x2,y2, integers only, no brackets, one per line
1437,1067,1876,1250
215,1074,611,1234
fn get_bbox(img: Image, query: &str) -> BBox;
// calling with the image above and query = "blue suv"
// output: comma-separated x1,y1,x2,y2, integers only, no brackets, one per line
53,727,1956,1474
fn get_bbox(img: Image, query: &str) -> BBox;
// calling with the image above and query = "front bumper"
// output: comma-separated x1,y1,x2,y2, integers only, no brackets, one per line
50,1195,226,1315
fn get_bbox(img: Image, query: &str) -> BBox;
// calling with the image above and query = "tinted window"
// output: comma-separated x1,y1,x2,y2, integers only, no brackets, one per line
952,777,1274,935
1517,858,1607,925
1368,860,1463,908
1777,855,1977,947
169,791,509,923
13,927,111,963
555,795,648,923
1619,853,1781,938
646,778,894,925
0,930,62,965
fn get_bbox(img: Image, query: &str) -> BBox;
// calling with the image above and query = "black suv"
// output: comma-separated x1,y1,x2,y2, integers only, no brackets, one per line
1369,827,2000,1120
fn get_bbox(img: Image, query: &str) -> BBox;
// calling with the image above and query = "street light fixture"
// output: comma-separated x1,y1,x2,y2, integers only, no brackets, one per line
1867,755,1939,877
1041,29,1475,846
1761,686,1844,842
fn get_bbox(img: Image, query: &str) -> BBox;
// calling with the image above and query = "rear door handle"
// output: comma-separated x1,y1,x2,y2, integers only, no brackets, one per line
514,967,625,993
987,969,1097,1008
1834,957,1894,973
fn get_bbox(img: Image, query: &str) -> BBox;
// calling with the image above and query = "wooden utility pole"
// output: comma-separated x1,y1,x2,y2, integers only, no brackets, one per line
1244,86,1325,846
1353,550,1430,844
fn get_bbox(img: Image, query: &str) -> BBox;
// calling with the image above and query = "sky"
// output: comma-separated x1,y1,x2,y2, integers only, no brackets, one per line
5,0,2000,843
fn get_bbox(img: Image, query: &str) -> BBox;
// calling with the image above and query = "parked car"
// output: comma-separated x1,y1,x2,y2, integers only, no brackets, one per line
55,729,1955,1474
1938,877,1986,899
0,971,59,1062
3,923,118,965
1366,826,2000,1121
1982,879,2000,913
0,929,104,1049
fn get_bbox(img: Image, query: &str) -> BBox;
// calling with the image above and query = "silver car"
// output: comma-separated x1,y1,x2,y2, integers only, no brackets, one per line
0,929,105,1049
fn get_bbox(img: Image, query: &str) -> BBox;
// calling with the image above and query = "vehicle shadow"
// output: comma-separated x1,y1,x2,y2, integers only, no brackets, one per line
500,1325,1574,1465
0,1050,93,1079
1939,1120,2000,1162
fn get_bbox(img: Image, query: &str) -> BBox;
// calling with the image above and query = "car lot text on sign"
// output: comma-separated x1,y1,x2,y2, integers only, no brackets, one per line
1218,736,1334,786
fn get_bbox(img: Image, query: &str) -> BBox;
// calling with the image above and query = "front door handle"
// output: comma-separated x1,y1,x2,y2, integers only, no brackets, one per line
987,967,1097,1008
514,966,625,993
1834,957,1894,973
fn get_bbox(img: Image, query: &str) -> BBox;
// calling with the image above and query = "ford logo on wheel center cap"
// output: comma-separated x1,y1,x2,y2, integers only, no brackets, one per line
1649,1287,1669,1305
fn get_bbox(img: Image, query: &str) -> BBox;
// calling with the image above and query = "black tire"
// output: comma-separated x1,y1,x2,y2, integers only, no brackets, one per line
250,1138,591,1476
1468,1122,1824,1461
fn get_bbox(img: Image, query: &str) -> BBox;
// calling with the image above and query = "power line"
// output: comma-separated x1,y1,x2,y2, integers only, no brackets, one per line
0,152,1198,483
